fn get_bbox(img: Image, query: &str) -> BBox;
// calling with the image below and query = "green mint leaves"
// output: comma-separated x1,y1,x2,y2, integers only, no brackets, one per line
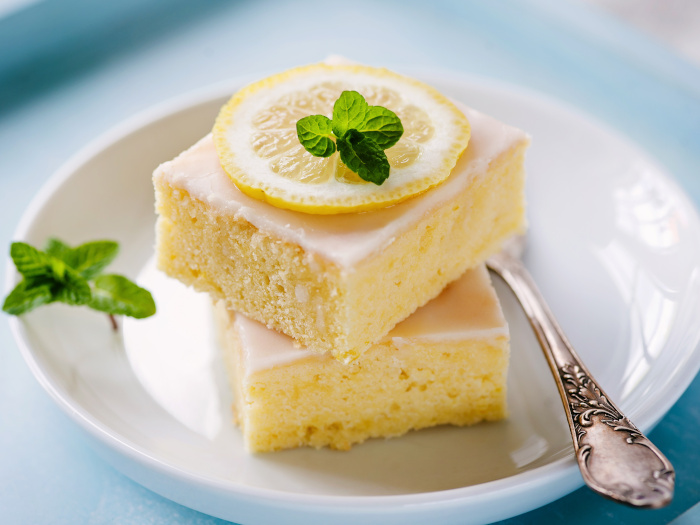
336,129,390,185
89,274,155,318
357,106,404,149
331,91,368,137
296,91,403,185
296,115,336,157
3,238,156,325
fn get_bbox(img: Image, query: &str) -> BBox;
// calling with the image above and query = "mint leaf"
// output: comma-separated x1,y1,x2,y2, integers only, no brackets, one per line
332,91,369,137
52,267,91,305
89,274,156,319
10,242,55,279
66,241,119,279
46,239,119,279
45,238,71,260
2,280,53,315
10,241,75,282
296,115,336,157
337,129,390,185
358,106,404,149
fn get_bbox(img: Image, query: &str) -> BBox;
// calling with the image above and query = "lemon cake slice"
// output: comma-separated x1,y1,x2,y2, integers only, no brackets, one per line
154,64,528,363
215,265,509,452
155,108,527,363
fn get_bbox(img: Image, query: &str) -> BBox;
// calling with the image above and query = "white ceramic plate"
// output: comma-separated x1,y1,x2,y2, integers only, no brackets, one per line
8,72,700,525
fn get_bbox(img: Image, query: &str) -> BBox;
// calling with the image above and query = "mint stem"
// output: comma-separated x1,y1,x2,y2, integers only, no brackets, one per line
108,314,118,332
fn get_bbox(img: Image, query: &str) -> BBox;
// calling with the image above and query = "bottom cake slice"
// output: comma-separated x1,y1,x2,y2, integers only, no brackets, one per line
215,265,510,452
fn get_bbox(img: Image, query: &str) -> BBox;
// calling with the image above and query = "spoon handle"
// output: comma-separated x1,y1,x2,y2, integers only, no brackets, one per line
487,252,674,508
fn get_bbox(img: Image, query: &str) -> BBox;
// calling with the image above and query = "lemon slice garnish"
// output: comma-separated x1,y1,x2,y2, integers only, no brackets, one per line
213,63,470,214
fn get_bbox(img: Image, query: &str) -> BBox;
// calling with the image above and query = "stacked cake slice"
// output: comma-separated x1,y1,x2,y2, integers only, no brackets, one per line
153,66,529,452
214,266,510,451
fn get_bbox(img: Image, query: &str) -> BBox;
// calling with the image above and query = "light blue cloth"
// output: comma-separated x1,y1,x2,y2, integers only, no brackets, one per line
1,1,698,523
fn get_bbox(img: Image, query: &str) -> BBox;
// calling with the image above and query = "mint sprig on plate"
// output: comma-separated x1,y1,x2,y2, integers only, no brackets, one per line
3,238,156,329
296,90,403,185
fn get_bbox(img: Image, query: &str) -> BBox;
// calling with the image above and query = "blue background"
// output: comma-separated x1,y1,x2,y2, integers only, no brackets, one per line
1,0,699,523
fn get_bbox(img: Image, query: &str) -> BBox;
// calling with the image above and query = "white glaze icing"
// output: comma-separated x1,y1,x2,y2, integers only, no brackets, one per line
231,265,508,374
154,105,527,268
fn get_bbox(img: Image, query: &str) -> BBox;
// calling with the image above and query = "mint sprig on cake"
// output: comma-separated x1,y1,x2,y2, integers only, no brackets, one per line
296,90,403,185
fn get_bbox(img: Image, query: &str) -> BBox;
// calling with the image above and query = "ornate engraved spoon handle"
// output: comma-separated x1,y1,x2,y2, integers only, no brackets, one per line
487,252,674,508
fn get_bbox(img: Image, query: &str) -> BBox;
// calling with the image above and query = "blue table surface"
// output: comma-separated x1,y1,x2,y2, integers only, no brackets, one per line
2,1,699,523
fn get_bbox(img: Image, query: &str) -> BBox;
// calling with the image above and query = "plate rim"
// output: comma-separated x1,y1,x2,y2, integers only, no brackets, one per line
7,69,700,518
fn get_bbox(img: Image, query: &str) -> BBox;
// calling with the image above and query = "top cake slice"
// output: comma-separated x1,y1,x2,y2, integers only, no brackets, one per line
154,106,528,362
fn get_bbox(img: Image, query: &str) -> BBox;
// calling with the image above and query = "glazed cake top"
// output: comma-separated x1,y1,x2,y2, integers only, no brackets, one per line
229,265,508,374
154,105,528,268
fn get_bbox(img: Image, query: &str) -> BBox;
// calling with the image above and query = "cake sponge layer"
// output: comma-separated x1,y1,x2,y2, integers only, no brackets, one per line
215,265,509,452
155,107,527,363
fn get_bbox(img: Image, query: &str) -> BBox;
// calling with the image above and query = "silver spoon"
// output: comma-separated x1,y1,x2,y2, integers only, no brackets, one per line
486,235,674,508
